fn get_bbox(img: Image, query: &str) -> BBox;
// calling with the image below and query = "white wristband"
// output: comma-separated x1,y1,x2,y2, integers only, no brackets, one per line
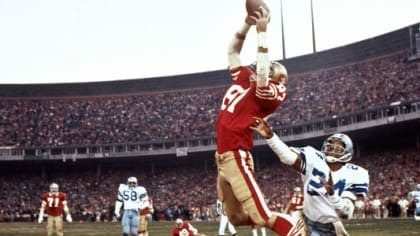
256,52,269,87
258,32,268,49
266,134,297,165
238,23,251,36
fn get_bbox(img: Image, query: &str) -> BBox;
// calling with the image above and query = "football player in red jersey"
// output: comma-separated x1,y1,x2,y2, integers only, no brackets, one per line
285,187,307,235
285,187,304,219
171,218,206,236
137,196,153,236
38,182,72,236
215,7,303,236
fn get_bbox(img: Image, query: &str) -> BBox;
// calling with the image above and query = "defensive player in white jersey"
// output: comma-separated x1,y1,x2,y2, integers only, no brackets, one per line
216,199,237,236
250,117,369,236
409,184,420,220
114,177,149,236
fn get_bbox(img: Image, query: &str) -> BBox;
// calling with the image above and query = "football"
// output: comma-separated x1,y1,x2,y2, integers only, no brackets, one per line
246,0,270,19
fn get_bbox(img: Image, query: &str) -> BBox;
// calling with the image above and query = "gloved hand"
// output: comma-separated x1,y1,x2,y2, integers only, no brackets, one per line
66,214,73,223
114,211,120,219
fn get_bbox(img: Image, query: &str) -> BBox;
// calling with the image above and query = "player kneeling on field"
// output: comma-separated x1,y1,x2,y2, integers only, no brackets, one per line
171,218,206,236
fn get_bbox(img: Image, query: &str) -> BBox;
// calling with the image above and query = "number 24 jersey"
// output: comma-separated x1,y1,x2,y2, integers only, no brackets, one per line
294,146,369,224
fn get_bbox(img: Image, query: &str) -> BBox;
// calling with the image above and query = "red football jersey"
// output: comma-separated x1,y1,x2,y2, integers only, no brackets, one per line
216,66,287,153
140,197,153,216
41,192,67,216
171,222,195,236
288,193,304,211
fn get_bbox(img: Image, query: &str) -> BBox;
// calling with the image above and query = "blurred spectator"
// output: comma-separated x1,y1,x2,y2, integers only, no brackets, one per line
0,147,418,222
398,196,409,218
388,195,401,217
0,51,419,148
0,51,419,222
371,195,383,219
354,196,365,219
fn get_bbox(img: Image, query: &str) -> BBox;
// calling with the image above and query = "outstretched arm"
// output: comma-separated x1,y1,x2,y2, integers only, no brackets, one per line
227,17,254,70
252,7,270,87
249,117,301,171
188,222,199,235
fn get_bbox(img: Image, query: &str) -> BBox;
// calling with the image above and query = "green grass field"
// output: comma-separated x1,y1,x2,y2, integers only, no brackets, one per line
0,218,419,236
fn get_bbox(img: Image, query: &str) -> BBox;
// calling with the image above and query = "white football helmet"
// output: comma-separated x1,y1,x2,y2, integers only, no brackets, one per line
293,187,301,193
50,183,59,194
127,176,137,188
321,133,353,163
269,62,288,84
175,218,183,228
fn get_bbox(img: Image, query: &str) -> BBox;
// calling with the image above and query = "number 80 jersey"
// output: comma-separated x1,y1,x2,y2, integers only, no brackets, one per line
117,184,149,211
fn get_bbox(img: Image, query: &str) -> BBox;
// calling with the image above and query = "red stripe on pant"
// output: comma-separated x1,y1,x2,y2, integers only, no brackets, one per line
234,150,270,221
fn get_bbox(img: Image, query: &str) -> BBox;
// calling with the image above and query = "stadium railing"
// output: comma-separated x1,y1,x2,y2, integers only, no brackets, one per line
0,99,419,161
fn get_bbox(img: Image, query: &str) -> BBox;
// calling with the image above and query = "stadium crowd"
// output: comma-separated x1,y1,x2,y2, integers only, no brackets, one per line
0,51,419,148
0,50,419,223
0,147,418,223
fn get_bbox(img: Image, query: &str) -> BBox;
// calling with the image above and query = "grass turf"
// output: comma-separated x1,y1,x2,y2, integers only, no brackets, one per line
0,218,419,236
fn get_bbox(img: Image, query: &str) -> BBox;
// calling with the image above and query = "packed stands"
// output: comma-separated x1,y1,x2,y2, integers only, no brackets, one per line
0,23,419,223
1,51,419,148
0,147,418,222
